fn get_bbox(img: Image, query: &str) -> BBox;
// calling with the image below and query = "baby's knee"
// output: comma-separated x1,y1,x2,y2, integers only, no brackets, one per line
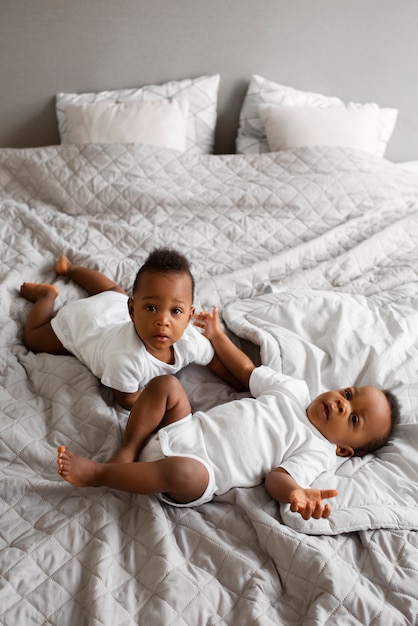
172,456,201,482
166,456,209,501
146,374,184,395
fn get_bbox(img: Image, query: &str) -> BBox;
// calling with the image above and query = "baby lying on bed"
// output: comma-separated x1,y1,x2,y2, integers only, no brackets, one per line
57,308,400,520
20,247,243,410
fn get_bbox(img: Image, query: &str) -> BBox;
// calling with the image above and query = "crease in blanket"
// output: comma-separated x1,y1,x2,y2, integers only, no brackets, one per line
1,143,418,626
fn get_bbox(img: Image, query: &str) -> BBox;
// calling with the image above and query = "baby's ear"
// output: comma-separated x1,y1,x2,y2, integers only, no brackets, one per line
336,445,354,458
127,297,135,321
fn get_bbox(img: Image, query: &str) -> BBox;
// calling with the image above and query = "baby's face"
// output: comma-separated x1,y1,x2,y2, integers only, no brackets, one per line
306,386,391,457
128,271,194,358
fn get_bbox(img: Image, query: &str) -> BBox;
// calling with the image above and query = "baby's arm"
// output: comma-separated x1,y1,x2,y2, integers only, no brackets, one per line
194,307,255,390
265,467,338,520
111,388,141,411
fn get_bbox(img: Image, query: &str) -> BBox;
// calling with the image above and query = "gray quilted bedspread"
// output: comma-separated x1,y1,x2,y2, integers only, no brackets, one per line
1,143,417,625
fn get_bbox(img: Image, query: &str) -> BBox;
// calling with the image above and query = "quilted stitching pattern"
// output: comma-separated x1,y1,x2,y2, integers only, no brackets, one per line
1,144,418,624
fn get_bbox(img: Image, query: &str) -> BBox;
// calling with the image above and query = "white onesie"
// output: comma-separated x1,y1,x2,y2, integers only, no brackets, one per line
139,365,337,506
51,291,214,393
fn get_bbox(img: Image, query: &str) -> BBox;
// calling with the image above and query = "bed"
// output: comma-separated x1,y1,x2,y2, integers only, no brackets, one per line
1,3,418,625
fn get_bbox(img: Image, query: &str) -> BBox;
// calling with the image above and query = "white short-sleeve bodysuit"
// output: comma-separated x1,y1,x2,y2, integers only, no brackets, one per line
51,291,214,393
140,365,337,507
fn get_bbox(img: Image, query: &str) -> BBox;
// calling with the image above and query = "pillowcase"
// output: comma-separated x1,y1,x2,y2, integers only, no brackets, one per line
236,74,398,157
65,97,189,151
56,74,220,154
259,104,383,155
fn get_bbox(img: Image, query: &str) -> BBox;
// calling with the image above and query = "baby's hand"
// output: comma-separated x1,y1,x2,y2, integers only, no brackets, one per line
193,306,222,340
289,487,338,520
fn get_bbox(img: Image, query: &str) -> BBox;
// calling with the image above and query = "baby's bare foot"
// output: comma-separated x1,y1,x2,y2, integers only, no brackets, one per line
55,255,75,276
57,445,100,487
20,282,59,302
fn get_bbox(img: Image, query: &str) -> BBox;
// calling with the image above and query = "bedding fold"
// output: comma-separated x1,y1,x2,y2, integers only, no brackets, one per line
1,143,417,625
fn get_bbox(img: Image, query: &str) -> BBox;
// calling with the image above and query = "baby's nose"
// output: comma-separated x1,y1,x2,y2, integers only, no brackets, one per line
337,398,347,414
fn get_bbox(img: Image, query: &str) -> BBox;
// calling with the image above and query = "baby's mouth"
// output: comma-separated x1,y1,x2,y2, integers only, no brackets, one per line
323,402,330,419
155,332,169,340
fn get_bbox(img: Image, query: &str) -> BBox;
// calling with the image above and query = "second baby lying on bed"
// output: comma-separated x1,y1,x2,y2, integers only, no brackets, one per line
20,247,242,409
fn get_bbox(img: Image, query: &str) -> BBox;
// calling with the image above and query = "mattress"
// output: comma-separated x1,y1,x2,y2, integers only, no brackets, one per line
1,143,417,625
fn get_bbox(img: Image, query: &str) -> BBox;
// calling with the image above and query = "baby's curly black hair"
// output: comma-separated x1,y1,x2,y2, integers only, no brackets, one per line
353,389,401,457
132,247,195,299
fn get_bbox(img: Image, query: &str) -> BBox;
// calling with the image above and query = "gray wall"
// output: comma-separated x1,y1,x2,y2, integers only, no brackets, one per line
1,0,417,161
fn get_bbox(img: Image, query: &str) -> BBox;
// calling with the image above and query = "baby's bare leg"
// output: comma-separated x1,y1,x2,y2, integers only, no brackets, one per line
56,255,126,296
109,375,192,463
57,446,209,503
20,282,67,354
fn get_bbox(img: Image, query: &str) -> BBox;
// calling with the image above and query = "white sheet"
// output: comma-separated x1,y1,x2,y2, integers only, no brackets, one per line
1,143,418,624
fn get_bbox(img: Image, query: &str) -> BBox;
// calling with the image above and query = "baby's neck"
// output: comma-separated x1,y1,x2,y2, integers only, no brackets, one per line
147,345,175,364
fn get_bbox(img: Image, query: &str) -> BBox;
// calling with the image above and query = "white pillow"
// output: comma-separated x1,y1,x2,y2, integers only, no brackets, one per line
259,104,383,155
399,161,418,172
56,74,220,154
65,97,189,151
236,74,398,157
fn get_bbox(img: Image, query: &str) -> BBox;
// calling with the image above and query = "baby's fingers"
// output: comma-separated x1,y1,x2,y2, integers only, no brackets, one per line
290,498,314,520
193,311,208,327
311,500,333,519
320,489,338,500
290,498,333,520
301,501,315,520
321,503,332,519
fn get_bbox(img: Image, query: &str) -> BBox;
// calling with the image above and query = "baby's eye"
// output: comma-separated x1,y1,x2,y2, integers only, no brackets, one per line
172,308,183,315
344,388,352,400
145,305,157,312
351,414,358,426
